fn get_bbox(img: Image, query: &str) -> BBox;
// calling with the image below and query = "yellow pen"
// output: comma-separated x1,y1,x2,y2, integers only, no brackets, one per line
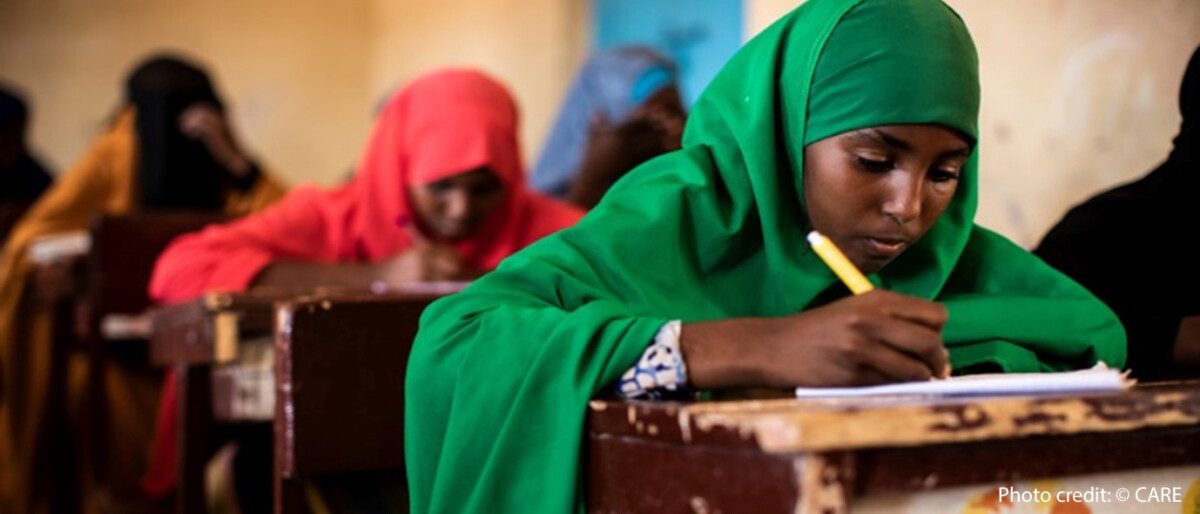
806,230,874,295
808,230,951,378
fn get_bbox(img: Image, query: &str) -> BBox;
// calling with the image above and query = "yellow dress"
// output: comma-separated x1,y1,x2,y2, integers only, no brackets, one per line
0,109,286,514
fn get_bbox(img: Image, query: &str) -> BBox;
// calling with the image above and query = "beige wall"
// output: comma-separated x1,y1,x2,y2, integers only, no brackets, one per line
367,0,588,177
4,0,1197,247
747,0,1200,247
0,0,376,187
0,0,587,188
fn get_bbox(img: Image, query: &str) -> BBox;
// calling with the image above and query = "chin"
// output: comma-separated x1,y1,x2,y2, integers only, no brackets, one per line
434,227,474,241
855,257,892,275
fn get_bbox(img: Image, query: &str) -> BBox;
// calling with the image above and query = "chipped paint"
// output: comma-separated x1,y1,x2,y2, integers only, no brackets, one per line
597,385,1200,454
793,455,847,514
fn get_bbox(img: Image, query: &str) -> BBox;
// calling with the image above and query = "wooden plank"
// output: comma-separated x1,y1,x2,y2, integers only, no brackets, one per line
150,292,281,365
587,382,1200,454
586,383,1200,513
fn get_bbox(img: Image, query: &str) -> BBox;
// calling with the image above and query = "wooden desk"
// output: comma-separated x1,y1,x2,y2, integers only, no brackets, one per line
151,291,282,367
83,211,225,342
150,285,459,514
17,212,224,512
587,383,1200,513
150,290,290,514
273,289,454,514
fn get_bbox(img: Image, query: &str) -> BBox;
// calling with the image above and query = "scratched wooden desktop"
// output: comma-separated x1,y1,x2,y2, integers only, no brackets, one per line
586,382,1200,513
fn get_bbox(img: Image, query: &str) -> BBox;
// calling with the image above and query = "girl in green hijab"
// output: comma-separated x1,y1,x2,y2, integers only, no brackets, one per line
405,0,1126,512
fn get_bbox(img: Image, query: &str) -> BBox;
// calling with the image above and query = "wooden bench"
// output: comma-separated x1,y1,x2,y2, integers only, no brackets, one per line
586,382,1200,513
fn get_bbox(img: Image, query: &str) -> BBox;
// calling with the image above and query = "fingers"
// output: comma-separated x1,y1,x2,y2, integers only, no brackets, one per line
858,316,948,380
428,250,463,280
588,112,611,134
860,289,948,330
412,243,464,281
178,104,224,138
853,344,934,383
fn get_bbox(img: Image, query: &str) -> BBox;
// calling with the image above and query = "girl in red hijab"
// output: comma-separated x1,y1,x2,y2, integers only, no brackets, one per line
142,69,583,500
150,68,582,301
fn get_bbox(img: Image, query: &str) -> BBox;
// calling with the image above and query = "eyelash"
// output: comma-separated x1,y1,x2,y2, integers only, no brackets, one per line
855,156,893,173
930,169,961,183
855,156,961,183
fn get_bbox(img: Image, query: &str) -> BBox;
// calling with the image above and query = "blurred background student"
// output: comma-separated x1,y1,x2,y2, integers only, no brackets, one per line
531,46,687,208
0,53,285,514
1036,46,1200,381
0,84,54,243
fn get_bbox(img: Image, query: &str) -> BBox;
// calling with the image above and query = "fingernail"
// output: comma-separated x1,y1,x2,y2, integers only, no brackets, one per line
942,364,952,379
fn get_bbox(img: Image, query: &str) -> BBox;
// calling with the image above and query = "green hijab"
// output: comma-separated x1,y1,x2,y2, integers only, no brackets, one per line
406,1,1126,512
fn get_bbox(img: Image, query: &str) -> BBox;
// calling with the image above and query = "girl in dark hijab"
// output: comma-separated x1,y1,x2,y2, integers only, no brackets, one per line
0,84,53,204
0,84,54,242
0,53,284,514
126,55,266,209
1036,46,1200,380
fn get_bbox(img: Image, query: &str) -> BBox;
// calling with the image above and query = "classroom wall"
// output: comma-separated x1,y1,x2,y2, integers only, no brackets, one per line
0,0,586,188
3,1,1197,247
367,0,588,179
0,0,375,187
747,0,1200,247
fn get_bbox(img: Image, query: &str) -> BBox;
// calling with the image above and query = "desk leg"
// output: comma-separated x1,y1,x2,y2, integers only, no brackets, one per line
275,477,312,514
175,364,213,514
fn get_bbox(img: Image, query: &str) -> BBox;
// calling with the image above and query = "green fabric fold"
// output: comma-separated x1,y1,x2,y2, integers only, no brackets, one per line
406,0,1126,512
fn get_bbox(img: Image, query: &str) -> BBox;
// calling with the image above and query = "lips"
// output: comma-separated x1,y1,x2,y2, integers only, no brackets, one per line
862,236,910,259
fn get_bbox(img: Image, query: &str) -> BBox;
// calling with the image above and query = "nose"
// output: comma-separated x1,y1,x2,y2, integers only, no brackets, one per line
881,174,921,224
443,190,471,222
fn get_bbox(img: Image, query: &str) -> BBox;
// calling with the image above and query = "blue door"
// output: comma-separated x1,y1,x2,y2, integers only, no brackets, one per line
592,0,744,106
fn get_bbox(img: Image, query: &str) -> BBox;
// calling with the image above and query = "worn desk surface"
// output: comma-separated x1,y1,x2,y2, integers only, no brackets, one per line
587,382,1200,513
149,290,289,366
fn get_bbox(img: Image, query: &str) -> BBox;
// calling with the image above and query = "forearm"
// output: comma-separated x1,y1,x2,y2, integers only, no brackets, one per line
563,170,613,209
564,154,629,208
679,317,774,389
251,261,377,289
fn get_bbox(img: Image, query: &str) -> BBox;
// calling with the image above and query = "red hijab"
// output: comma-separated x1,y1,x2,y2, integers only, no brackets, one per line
344,68,582,268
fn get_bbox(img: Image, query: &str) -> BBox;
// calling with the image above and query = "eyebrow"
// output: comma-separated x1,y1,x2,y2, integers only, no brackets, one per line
850,128,973,160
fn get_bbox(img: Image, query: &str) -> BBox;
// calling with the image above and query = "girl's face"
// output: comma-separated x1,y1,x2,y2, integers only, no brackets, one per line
803,124,972,274
409,167,506,241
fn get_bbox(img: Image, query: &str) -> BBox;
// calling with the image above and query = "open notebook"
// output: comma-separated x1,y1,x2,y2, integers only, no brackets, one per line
795,362,1134,398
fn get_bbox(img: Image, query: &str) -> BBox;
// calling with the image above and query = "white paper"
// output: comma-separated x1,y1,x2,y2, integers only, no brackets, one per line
795,362,1133,398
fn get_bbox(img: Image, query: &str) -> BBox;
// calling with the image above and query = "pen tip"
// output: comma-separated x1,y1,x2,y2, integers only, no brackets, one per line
806,231,821,245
